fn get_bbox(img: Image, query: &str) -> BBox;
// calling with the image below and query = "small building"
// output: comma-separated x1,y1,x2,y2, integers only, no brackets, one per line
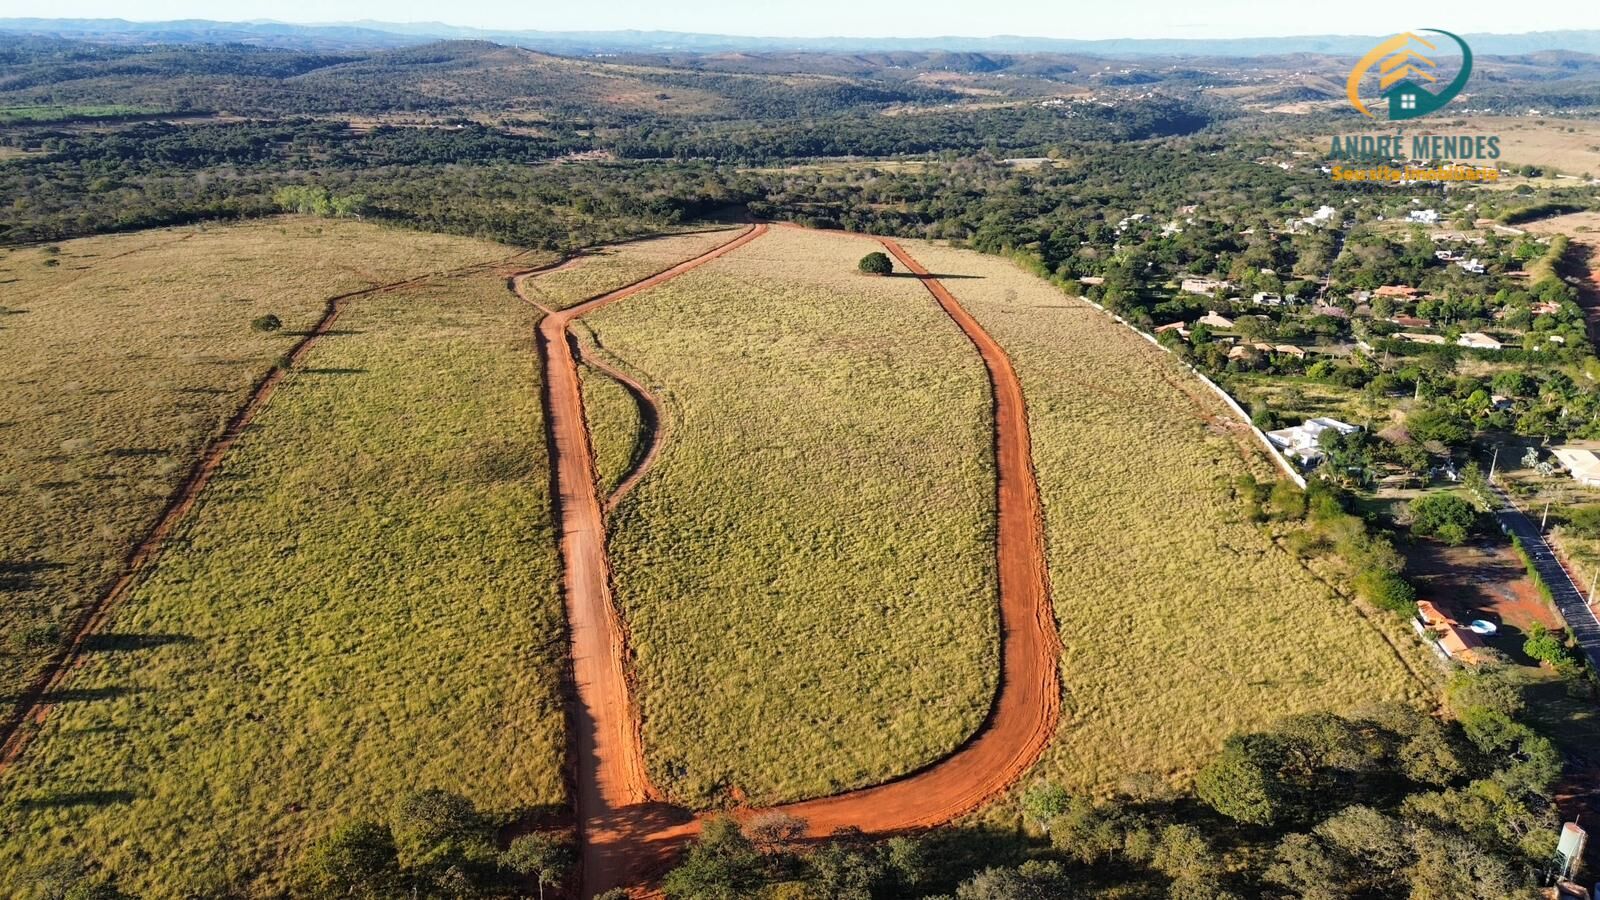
1399,333,1448,345
1252,291,1283,306
1533,301,1562,316
1197,310,1235,329
1079,276,1105,286
1456,258,1487,275
1265,417,1361,466
1376,285,1420,299
1457,332,1503,350
1414,601,1483,664
1552,447,1600,488
1274,344,1307,359
1154,321,1189,338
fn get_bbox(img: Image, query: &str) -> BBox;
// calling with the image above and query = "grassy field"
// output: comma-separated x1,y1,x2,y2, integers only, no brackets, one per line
901,239,1430,794
584,227,998,807
1449,117,1600,175
0,218,516,722
0,104,160,123
578,357,647,497
0,267,567,897
517,227,743,309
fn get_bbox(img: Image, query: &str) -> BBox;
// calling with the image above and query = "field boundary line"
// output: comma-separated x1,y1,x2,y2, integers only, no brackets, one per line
0,246,540,773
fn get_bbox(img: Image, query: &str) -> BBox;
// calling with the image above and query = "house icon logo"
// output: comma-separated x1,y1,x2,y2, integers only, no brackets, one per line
1345,30,1472,120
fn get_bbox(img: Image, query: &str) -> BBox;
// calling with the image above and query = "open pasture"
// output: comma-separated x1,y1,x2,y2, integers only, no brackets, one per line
582,226,999,808
900,239,1430,793
0,229,564,897
0,218,515,722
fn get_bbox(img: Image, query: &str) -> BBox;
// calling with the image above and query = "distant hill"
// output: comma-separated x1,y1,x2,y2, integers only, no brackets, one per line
5,17,1600,57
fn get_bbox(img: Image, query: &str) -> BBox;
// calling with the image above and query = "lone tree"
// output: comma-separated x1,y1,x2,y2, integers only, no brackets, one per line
858,251,893,276
251,313,283,333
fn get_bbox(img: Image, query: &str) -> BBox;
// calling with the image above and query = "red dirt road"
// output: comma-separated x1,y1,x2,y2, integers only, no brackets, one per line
530,225,1061,896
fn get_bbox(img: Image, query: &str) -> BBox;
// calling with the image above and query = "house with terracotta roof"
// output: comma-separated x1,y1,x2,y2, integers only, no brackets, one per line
1414,600,1483,664
1457,332,1503,350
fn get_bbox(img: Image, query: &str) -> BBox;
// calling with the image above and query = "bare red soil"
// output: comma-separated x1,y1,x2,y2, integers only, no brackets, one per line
0,248,540,773
527,225,1062,896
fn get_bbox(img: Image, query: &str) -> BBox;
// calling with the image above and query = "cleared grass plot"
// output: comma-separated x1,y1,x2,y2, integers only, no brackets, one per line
584,227,998,808
0,218,517,716
0,271,566,898
517,227,743,309
579,361,648,498
900,239,1429,793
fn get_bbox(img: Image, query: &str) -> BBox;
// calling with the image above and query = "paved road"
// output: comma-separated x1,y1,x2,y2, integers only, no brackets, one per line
1493,486,1600,665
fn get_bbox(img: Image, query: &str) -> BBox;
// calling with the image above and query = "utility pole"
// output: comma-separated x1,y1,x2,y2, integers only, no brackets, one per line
1489,445,1500,482
1543,500,1551,530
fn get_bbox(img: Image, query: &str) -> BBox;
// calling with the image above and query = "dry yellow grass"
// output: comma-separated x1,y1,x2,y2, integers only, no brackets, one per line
0,267,565,898
0,217,516,714
584,227,999,807
1447,117,1600,175
901,239,1430,793
517,228,744,309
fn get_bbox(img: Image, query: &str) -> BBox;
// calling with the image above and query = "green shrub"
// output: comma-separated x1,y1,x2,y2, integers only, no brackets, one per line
251,313,283,333
857,251,893,275
1410,492,1477,541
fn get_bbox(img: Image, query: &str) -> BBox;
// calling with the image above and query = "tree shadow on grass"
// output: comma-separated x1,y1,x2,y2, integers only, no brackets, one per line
82,633,197,653
17,790,136,810
0,560,67,592
887,272,985,280
298,367,367,376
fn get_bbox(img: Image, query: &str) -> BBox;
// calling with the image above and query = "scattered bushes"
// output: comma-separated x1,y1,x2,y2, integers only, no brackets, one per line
251,313,283,332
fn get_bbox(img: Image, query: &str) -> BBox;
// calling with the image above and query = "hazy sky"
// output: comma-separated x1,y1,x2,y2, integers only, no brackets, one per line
15,0,1600,40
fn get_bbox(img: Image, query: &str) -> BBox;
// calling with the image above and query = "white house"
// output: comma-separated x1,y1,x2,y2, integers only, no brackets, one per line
1456,258,1487,274
1265,418,1361,466
1408,209,1441,225
1457,332,1503,350
1196,310,1235,329
1552,447,1600,488
1301,205,1338,227
1252,291,1284,306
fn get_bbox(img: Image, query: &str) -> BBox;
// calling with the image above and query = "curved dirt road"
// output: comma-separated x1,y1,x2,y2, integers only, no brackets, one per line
530,225,1060,896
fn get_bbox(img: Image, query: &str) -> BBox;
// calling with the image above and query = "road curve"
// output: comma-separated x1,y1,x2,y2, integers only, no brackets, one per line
529,224,1060,896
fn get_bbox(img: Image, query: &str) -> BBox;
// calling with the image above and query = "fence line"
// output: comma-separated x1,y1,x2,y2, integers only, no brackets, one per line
1074,293,1308,489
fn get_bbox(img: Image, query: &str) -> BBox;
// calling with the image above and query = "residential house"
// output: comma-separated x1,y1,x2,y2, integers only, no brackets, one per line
1078,276,1105,286
1252,292,1283,306
1533,301,1562,315
1399,333,1448,345
1407,208,1441,225
1265,417,1361,466
1457,332,1502,350
1274,344,1308,359
1300,205,1337,227
1552,447,1600,488
1456,258,1487,274
1154,321,1189,338
1196,310,1235,329
1413,601,1483,664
